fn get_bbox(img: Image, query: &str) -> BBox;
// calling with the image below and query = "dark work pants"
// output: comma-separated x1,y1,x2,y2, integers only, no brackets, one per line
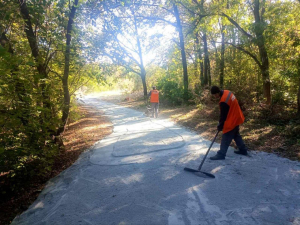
218,125,247,157
151,102,159,118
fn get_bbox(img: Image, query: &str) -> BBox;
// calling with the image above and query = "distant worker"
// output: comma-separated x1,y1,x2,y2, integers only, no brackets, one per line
210,86,248,160
148,86,159,118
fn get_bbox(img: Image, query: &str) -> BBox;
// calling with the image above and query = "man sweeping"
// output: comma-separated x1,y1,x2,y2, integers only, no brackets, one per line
148,86,159,118
210,86,248,160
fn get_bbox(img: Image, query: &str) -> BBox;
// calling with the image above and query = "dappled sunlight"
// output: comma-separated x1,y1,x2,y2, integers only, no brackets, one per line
67,117,102,127
245,126,274,139
290,169,300,177
81,123,112,132
168,153,198,165
119,132,147,141
119,154,154,164
121,173,144,185
33,201,44,209
185,183,228,223
186,183,206,194
161,170,180,181
103,173,144,186
89,91,124,98
170,113,184,120
171,108,199,121
211,166,224,174
103,177,120,186
99,136,120,145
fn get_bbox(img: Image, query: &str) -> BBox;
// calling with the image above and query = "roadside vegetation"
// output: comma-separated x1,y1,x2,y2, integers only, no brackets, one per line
0,104,112,225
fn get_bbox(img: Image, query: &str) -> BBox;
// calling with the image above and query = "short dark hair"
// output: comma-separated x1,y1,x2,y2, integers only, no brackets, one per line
152,86,156,89
211,86,220,94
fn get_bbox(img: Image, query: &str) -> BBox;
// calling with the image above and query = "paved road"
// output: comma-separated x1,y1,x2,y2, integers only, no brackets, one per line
12,95,300,225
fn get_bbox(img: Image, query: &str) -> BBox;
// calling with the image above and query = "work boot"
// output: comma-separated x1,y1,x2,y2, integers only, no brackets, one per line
210,154,225,160
234,150,248,156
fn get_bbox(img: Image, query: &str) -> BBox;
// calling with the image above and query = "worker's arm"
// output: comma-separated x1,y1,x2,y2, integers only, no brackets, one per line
218,102,230,131
147,91,152,98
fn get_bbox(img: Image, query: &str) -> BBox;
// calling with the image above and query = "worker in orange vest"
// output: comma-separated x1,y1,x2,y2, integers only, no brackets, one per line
148,86,159,118
210,86,248,160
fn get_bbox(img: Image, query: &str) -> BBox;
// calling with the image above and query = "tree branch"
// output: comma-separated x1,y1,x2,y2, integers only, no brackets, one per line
102,52,140,76
224,41,262,68
221,13,254,39
48,67,63,80
135,16,177,27
18,0,40,59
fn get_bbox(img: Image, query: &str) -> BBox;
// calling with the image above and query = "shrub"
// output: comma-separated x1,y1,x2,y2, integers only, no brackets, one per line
157,76,185,106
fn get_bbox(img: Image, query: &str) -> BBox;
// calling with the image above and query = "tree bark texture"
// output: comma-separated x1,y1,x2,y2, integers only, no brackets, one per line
173,3,189,100
200,60,204,86
220,27,225,88
141,68,147,97
196,32,204,86
253,0,271,104
194,35,199,78
57,0,79,136
18,0,52,128
203,32,210,86
208,57,211,86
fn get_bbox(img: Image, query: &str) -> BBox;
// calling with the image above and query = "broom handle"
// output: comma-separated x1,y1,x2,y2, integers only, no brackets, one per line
198,131,219,171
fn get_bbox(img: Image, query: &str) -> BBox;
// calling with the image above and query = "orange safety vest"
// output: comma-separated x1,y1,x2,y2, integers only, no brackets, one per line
220,90,244,133
150,90,159,103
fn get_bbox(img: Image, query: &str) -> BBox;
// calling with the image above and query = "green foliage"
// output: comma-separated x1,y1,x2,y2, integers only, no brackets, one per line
157,74,185,105
0,0,104,197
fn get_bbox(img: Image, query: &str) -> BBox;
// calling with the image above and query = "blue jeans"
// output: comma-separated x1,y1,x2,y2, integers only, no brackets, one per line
218,126,247,157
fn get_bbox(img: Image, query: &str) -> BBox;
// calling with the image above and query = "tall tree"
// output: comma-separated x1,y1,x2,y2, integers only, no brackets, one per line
92,1,162,97
57,0,80,136
173,2,189,100
18,0,52,119
222,0,271,104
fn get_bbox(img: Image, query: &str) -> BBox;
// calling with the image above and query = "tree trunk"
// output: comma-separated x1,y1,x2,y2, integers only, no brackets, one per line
220,28,225,88
196,32,204,86
200,60,204,86
57,0,79,136
18,0,51,130
141,68,147,97
253,0,271,104
133,14,148,97
194,36,199,78
199,0,210,86
173,3,189,101
203,32,210,85
208,57,211,86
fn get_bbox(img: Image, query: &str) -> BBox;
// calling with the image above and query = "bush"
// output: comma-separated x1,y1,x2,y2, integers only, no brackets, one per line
157,76,185,105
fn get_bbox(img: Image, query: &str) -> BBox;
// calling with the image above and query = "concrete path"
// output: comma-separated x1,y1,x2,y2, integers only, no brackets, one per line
12,95,300,225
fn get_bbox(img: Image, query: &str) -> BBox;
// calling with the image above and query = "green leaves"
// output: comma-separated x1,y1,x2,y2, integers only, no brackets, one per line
0,46,7,56
26,61,35,66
